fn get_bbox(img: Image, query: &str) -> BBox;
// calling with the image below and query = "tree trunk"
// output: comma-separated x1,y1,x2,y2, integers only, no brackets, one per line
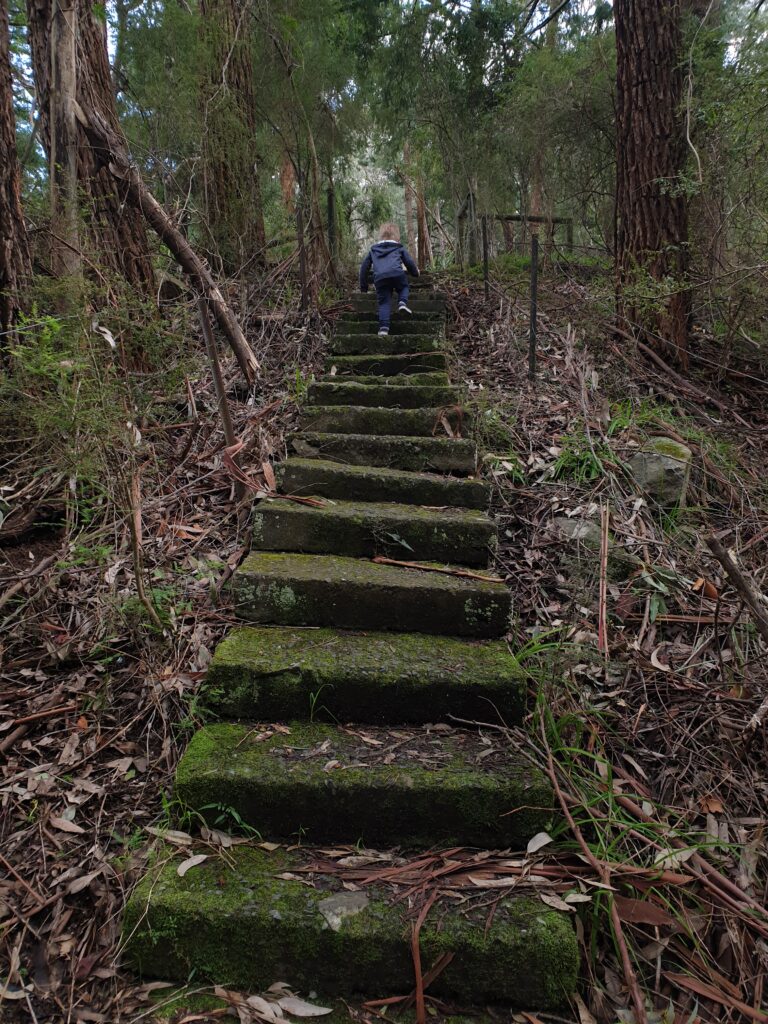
403,141,416,252
26,0,155,294
501,219,515,253
416,176,431,270
49,0,79,276
0,0,31,336
199,0,266,273
280,152,296,214
615,0,691,368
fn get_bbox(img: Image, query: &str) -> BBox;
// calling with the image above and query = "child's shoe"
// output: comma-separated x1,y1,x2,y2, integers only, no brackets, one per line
398,302,412,315
377,327,389,336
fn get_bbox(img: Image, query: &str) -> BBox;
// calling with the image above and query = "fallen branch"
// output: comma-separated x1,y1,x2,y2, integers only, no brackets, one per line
371,556,504,583
705,534,768,648
76,105,259,384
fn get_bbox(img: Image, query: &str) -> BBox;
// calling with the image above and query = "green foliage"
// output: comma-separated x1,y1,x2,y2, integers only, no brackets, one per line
550,429,617,484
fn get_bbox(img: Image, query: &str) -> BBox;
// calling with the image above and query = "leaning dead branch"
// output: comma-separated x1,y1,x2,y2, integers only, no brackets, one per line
76,104,260,384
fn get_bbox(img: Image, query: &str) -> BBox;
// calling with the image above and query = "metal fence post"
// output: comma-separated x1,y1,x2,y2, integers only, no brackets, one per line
482,215,489,300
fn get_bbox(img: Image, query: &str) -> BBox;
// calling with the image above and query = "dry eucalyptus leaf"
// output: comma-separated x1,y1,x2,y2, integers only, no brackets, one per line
177,854,208,877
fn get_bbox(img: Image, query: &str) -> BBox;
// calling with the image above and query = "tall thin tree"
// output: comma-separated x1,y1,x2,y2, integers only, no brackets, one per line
0,0,31,335
615,0,692,368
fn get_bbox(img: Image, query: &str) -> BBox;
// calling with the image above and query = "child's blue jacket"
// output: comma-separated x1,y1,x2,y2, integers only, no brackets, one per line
359,240,419,291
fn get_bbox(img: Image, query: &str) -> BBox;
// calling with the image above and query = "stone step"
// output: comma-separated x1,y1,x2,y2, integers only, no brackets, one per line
252,497,494,566
203,625,523,723
339,317,444,333
320,371,451,386
301,406,467,438
307,381,460,409
329,334,443,356
176,722,551,847
231,552,511,637
326,351,447,376
124,845,578,1008
350,296,446,313
277,457,489,507
289,432,476,474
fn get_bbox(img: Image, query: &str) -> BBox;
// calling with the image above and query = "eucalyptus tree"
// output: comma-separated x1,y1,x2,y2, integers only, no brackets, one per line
0,0,30,335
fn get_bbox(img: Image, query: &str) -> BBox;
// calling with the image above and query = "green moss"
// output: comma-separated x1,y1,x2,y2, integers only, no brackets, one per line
645,437,692,462
320,372,451,386
301,406,468,439
277,459,488,509
124,845,578,1008
307,382,461,409
325,352,448,376
289,432,476,474
251,497,494,567
202,625,524,724
329,334,442,355
232,552,510,638
175,721,550,847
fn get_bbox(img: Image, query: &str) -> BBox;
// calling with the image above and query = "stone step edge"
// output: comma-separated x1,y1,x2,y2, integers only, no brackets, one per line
231,551,511,638
276,457,488,507
176,721,552,848
252,496,495,567
124,844,578,1008
202,624,522,722
288,432,477,475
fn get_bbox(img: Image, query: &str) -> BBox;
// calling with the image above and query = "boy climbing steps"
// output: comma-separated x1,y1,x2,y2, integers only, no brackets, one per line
359,221,420,335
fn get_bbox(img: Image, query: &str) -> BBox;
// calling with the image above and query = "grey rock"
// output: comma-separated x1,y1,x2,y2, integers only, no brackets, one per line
318,892,370,932
626,437,692,507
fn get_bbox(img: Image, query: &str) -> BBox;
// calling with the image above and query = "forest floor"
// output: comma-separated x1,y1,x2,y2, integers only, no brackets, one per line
1,264,767,1024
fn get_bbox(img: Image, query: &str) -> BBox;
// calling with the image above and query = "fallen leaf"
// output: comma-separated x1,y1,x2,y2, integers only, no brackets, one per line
700,794,725,814
145,826,193,846
526,831,553,854
277,996,333,1017
613,895,675,927
262,462,277,492
467,875,519,888
539,893,575,912
177,854,208,877
664,972,767,1022
49,816,85,834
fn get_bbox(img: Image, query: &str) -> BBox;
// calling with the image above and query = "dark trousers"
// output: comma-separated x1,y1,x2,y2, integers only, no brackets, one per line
374,273,409,329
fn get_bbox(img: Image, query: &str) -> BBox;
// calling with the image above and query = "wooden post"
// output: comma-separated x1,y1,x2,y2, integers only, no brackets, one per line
529,233,538,381
296,202,309,311
197,297,244,499
481,215,489,300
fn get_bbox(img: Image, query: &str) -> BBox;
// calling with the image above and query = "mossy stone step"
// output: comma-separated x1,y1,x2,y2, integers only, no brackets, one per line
307,381,460,409
231,552,511,637
320,371,450,386
252,497,495,566
340,317,445,334
176,722,551,847
326,352,447,376
203,625,523,722
302,406,467,438
330,334,443,356
277,457,488,507
351,296,446,312
289,432,476,474
124,845,578,1007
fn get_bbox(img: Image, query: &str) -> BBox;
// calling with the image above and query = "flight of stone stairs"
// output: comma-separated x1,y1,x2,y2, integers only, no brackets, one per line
124,280,579,1013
